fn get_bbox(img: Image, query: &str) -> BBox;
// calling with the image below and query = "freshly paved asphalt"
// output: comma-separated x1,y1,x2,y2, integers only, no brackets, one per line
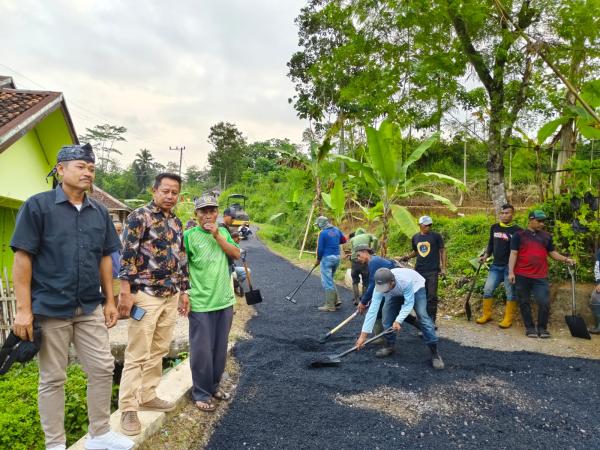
206,235,600,449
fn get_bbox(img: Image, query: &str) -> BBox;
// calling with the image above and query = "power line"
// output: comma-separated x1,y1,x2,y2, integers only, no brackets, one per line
0,63,162,150
170,146,186,178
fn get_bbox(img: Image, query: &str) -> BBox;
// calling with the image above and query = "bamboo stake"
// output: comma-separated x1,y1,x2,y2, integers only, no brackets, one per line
299,201,316,260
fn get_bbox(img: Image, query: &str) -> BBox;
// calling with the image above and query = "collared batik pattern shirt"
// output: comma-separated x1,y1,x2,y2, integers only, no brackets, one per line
119,201,189,297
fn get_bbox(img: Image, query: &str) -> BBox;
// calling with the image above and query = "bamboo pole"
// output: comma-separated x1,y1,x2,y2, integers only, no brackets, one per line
299,201,316,260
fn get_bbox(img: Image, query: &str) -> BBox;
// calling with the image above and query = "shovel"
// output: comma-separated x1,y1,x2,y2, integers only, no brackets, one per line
565,265,591,340
284,266,316,304
309,328,394,368
318,310,358,343
464,260,483,321
242,260,263,305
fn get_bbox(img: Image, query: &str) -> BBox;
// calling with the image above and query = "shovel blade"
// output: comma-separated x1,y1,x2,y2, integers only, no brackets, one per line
245,289,263,305
309,355,342,368
318,333,330,344
565,315,591,339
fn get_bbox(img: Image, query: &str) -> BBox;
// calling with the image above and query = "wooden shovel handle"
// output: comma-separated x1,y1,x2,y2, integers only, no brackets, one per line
242,259,253,290
327,310,358,337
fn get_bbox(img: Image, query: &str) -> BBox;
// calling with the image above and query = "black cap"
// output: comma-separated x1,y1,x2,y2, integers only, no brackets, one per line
374,268,395,293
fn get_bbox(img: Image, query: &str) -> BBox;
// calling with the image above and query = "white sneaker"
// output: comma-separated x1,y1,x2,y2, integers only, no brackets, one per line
85,430,134,450
47,446,66,450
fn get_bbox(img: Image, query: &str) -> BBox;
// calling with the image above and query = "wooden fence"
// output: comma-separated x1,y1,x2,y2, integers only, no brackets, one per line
0,270,15,345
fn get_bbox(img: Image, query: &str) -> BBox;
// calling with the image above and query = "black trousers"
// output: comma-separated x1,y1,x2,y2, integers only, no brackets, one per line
419,271,439,323
515,275,550,330
351,260,369,286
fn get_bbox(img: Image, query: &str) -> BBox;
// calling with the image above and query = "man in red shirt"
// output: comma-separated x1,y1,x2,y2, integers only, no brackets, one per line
508,210,574,338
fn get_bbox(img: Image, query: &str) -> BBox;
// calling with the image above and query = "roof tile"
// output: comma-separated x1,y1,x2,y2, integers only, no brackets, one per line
0,90,51,128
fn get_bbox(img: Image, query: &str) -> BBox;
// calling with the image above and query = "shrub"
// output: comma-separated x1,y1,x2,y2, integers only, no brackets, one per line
0,362,91,449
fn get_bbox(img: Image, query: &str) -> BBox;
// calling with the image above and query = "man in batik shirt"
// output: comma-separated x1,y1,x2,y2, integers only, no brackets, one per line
117,173,190,436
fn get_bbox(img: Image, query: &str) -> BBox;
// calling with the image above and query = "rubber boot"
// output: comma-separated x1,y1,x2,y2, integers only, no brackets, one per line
476,298,494,324
375,343,395,358
428,343,445,370
352,283,361,306
372,319,384,345
498,300,518,329
334,285,342,308
318,291,337,312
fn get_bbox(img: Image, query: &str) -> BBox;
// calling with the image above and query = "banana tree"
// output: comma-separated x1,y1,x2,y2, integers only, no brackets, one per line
321,178,346,225
352,199,383,228
335,119,465,255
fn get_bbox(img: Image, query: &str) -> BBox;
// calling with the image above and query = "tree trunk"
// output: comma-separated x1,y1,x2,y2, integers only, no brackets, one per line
380,209,389,257
315,176,323,215
553,85,578,194
487,113,507,212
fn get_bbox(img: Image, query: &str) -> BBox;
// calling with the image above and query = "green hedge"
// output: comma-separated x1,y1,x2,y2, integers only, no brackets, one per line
0,362,90,449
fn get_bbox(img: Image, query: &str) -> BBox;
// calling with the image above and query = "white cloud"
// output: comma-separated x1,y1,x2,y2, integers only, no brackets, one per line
0,0,308,169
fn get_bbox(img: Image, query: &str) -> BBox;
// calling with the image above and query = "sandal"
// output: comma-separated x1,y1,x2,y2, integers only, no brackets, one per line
213,390,231,401
194,400,216,412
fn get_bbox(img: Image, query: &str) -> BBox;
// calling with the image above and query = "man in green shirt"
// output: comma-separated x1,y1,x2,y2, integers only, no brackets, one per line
348,228,378,305
184,194,240,412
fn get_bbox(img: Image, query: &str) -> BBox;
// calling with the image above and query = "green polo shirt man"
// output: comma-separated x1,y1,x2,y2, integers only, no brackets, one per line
184,194,241,412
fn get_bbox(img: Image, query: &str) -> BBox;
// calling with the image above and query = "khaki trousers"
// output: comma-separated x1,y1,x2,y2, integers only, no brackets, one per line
38,305,114,448
118,291,178,411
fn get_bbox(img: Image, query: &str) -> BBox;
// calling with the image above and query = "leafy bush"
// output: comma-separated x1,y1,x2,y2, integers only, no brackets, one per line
0,362,91,449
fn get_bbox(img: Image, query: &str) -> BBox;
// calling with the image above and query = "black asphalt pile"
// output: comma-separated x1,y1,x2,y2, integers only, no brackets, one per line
206,237,600,449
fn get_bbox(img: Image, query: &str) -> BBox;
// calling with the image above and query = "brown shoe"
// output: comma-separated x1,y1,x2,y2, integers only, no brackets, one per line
139,397,176,412
120,411,141,436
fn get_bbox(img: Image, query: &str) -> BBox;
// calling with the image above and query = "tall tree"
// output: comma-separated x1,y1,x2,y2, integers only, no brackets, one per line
78,124,127,172
206,122,247,187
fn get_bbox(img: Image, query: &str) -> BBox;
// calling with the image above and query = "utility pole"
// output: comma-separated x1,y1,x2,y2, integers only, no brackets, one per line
169,146,186,178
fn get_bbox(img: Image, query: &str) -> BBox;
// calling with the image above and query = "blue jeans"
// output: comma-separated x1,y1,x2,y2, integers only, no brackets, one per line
382,287,438,346
483,264,515,300
234,266,247,283
320,255,340,291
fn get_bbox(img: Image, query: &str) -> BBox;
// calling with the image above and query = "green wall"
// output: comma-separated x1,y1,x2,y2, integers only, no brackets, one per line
0,108,71,205
0,207,16,284
0,107,76,282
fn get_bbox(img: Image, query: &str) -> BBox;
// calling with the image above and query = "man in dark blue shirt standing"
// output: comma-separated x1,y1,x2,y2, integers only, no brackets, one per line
10,144,133,450
314,216,347,312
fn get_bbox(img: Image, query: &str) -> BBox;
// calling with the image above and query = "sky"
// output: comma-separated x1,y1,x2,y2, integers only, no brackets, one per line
0,0,308,171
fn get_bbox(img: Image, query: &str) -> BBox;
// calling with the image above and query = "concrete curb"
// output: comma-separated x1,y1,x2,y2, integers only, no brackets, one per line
68,342,234,449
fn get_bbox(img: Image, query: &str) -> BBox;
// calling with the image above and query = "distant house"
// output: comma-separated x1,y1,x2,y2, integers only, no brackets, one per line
89,185,131,223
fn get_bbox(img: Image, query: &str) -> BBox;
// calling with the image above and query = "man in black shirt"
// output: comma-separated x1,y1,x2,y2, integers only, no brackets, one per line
476,204,522,328
401,215,446,323
10,144,133,450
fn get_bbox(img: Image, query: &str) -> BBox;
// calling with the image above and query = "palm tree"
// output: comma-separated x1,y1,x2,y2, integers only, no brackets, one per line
132,149,155,192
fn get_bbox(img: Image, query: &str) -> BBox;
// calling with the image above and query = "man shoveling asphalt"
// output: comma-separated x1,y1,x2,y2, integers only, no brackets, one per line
347,228,378,305
355,245,420,349
355,267,444,369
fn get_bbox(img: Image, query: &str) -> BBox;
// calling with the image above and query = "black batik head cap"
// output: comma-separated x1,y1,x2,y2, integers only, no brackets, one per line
46,143,95,187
